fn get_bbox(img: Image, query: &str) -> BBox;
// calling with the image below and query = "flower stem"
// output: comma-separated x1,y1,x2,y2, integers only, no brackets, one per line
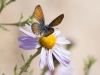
0,0,15,13
84,69,89,75
0,21,25,26
0,23,18,25
6,0,13,6
18,50,41,75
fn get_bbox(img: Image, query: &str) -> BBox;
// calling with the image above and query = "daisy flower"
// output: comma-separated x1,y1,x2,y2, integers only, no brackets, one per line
18,24,71,70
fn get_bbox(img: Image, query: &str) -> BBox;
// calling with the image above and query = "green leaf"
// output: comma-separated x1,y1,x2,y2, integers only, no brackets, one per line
11,0,16,1
18,13,24,26
2,73,5,75
26,14,34,24
2,0,6,7
0,0,6,13
14,65,17,75
21,53,25,62
0,24,10,31
17,13,34,27
84,56,96,75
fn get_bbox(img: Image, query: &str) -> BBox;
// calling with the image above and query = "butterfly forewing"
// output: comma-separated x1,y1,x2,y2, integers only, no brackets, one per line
33,5,45,25
48,14,64,28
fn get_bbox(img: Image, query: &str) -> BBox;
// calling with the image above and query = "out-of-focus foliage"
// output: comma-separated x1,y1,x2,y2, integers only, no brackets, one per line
14,65,17,75
0,0,16,13
0,24,10,31
84,56,96,75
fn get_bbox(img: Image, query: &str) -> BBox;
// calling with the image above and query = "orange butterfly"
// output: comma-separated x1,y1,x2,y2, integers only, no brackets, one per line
31,5,64,36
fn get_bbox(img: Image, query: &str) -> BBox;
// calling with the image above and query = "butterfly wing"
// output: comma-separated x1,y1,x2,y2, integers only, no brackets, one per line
48,14,64,28
44,28,54,36
33,5,45,25
31,22,42,35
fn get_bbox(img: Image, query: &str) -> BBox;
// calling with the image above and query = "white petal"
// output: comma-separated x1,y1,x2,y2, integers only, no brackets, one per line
39,47,47,69
53,30,61,37
36,44,41,48
53,48,70,64
57,37,66,39
57,37,71,44
44,71,52,75
25,24,31,31
55,44,71,56
57,39,71,44
19,28,37,37
47,50,54,70
52,50,67,66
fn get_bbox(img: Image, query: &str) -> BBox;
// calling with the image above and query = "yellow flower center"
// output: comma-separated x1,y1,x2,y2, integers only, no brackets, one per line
39,35,56,50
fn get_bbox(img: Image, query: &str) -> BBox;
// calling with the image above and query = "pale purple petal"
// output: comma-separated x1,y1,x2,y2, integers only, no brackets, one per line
19,43,40,50
56,37,71,44
53,48,70,64
55,44,71,56
47,50,54,70
39,47,47,69
52,50,66,66
18,36,38,43
52,48,70,66
54,46,65,56
19,28,37,37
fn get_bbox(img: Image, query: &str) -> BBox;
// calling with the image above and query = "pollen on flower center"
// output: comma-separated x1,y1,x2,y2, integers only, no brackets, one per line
39,35,56,50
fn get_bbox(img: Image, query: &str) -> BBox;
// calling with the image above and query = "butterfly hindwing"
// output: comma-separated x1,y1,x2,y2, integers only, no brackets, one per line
48,14,64,28
33,5,45,25
44,28,54,36
31,22,42,35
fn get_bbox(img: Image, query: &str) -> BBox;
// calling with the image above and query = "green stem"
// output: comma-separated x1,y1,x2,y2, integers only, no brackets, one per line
0,21,26,26
0,23,18,25
85,69,89,75
0,0,15,13
0,0,5,13
18,50,41,75
6,0,12,5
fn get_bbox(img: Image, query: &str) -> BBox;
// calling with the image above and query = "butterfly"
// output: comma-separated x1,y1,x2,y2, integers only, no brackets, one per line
31,5,64,37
